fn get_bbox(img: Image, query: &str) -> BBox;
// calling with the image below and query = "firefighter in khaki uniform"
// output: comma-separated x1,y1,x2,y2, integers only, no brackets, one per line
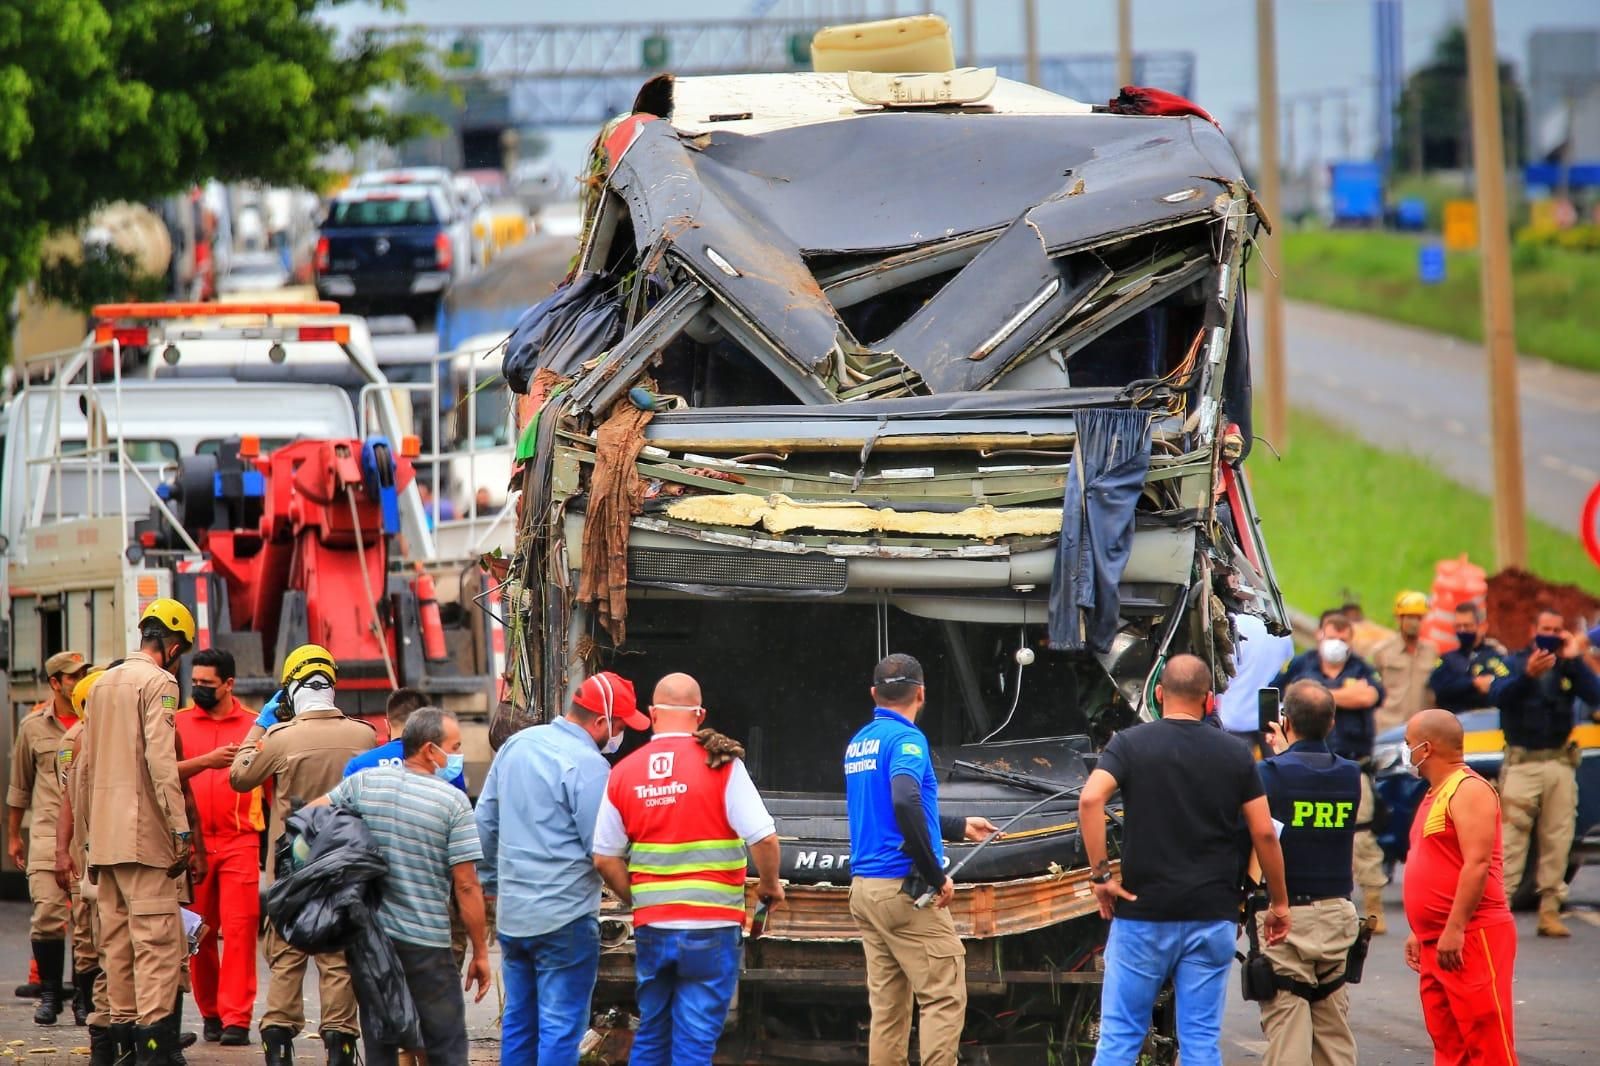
1370,591,1439,735
7,649,89,1025
230,644,376,1066
54,671,116,1059
76,600,196,1062
1487,609,1600,938
51,669,107,1030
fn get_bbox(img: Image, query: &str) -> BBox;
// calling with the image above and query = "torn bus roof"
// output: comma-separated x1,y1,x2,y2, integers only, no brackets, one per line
505,72,1256,407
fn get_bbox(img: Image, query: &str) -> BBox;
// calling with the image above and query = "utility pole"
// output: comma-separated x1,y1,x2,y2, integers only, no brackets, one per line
961,0,975,67
1023,0,1040,86
1116,0,1133,88
1464,0,1527,568
1255,0,1287,447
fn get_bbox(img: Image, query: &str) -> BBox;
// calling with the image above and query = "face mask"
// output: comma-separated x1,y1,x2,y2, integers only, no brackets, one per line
1319,638,1351,666
600,714,624,755
435,751,465,781
291,677,338,715
1400,741,1429,777
191,685,221,711
1534,634,1564,654
1455,630,1478,653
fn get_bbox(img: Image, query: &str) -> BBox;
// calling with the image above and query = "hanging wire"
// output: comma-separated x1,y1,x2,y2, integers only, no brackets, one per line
980,627,1030,744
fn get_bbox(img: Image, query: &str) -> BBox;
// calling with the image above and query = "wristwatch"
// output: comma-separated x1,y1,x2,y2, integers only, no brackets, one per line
1089,865,1114,885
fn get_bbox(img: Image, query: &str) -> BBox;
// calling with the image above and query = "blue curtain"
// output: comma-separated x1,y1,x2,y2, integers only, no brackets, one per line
1047,408,1155,653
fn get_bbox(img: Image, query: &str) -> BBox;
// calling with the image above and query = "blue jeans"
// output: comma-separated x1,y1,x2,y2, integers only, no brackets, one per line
500,916,600,1066
1094,918,1236,1066
630,925,742,1066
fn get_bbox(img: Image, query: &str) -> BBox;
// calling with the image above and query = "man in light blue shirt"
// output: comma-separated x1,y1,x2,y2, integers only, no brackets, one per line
475,672,648,1066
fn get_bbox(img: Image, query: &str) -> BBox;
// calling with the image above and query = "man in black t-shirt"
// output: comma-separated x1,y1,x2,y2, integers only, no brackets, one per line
1080,655,1291,1066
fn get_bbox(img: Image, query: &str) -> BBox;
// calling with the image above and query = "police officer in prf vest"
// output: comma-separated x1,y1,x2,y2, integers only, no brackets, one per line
1249,680,1367,1066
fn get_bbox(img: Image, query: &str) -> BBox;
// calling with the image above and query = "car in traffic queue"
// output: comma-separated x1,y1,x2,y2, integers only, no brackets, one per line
352,166,476,270
314,185,461,326
1372,709,1600,905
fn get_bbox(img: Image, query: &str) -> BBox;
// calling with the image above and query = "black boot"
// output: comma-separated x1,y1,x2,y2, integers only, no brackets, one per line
321,1030,357,1066
89,1025,115,1066
261,1025,296,1066
31,940,65,1025
202,1017,222,1043
163,1010,189,1066
109,1021,136,1066
172,990,196,1051
132,1019,168,1066
73,969,99,1026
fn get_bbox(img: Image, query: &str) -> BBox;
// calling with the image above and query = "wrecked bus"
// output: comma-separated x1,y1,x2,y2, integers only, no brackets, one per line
490,59,1287,1065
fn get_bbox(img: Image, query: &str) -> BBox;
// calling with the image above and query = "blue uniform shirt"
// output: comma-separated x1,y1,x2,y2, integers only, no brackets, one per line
1275,651,1386,760
345,739,467,794
844,708,944,879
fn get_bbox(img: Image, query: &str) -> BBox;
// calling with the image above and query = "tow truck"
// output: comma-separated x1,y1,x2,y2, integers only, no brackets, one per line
489,14,1285,1064
1,302,509,891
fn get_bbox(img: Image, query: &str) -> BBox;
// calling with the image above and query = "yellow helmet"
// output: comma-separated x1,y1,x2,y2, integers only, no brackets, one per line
1393,590,1428,617
281,644,338,687
139,598,196,644
72,670,106,718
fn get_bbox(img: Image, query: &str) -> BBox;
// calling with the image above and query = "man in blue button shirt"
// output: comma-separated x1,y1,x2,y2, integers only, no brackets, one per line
475,672,649,1066
844,654,997,1066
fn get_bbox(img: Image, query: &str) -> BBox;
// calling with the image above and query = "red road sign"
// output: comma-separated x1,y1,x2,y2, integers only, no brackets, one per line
1584,480,1600,570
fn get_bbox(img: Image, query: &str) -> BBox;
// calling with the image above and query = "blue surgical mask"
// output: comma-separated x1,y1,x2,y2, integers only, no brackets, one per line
1534,634,1564,654
436,752,465,781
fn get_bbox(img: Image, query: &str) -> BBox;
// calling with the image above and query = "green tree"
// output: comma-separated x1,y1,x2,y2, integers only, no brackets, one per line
0,0,433,354
1393,24,1527,174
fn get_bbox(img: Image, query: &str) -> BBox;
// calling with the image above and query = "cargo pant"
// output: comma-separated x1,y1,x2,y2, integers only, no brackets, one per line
261,924,359,1036
81,877,110,1028
96,863,184,1026
848,877,966,1066
1255,898,1359,1066
27,868,70,938
190,847,260,1030
1499,751,1578,906
70,881,97,974
1351,773,1386,890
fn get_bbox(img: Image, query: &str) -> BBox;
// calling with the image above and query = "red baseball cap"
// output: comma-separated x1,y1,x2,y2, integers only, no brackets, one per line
573,672,649,730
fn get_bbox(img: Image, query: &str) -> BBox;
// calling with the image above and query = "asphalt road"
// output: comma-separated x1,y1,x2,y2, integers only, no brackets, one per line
1221,867,1600,1065
1253,300,1600,534
3,871,1596,1064
0,899,504,1063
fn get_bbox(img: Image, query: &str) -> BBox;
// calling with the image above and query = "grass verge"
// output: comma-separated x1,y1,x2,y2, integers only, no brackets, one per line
1277,229,1600,375
1247,408,1600,615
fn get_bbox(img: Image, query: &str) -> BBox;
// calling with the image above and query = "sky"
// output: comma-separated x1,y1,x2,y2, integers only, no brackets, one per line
325,0,1600,176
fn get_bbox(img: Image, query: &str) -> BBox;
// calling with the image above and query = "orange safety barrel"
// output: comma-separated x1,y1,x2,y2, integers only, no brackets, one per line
1421,555,1488,653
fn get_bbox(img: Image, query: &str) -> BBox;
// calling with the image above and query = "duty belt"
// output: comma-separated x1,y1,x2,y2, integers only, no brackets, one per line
1288,894,1349,907
1505,745,1568,765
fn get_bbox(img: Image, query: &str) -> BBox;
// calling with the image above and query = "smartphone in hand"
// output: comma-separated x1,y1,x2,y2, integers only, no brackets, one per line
1257,687,1281,734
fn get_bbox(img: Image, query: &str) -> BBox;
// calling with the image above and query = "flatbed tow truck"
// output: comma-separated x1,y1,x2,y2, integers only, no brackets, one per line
0,303,510,841
486,15,1289,1065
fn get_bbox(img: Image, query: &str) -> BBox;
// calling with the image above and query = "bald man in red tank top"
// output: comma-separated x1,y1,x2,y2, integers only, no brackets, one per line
1401,709,1518,1066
